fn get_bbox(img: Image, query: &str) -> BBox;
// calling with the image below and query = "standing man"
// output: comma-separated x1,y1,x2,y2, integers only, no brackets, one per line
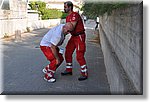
95,16,99,30
40,22,73,83
61,1,88,81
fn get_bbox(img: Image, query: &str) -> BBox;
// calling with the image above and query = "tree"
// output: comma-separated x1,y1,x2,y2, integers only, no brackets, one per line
81,2,129,19
28,1,67,20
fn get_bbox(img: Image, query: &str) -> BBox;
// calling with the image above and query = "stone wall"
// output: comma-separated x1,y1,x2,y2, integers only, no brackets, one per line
99,2,143,94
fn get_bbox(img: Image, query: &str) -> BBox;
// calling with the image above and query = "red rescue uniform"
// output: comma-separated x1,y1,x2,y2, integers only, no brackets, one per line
40,46,64,71
65,12,87,76
66,12,85,36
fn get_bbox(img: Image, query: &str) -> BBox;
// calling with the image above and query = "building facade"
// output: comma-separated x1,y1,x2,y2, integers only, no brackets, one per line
46,0,83,12
0,0,27,38
28,0,83,12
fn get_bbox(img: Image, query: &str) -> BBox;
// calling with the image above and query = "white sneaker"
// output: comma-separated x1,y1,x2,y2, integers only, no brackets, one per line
44,72,56,83
42,68,49,73
44,77,56,83
42,65,50,74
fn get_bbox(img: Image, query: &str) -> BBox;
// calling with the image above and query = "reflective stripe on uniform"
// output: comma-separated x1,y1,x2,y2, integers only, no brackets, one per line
66,63,72,65
66,66,73,68
81,65,86,68
81,68,87,72
66,63,72,68
81,65,87,72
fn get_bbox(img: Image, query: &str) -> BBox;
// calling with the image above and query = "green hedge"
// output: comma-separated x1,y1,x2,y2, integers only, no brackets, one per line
41,9,67,20
29,1,67,20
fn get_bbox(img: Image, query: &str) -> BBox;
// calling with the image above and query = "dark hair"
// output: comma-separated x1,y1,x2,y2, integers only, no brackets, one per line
64,1,73,10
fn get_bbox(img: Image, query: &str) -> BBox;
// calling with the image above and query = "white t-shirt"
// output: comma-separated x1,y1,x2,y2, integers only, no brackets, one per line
40,24,65,47
96,17,99,23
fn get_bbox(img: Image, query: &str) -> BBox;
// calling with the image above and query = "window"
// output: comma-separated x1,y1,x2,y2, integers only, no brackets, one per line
0,0,10,10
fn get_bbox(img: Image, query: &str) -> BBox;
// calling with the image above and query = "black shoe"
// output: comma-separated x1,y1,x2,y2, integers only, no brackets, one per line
78,76,88,81
61,70,72,76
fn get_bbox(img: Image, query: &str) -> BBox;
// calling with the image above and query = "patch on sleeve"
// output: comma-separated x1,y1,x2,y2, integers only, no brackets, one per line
72,17,76,21
71,13,78,21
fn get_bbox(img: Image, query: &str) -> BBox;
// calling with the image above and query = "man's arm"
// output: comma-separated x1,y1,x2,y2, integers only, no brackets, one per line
69,13,80,31
50,44,60,65
71,21,77,31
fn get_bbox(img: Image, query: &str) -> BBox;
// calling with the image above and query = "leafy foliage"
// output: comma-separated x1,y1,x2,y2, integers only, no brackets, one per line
28,1,67,20
41,9,67,19
81,2,129,19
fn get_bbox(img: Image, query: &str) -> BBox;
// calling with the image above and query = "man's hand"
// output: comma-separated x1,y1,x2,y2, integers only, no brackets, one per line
51,44,60,66
56,57,60,66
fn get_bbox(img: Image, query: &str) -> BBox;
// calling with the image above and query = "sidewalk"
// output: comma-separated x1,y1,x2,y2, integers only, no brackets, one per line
2,21,110,95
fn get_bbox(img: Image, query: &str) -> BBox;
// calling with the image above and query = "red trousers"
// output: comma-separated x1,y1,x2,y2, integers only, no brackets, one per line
40,46,64,71
65,34,86,67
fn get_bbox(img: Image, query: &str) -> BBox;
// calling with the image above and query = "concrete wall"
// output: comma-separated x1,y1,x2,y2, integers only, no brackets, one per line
27,19,65,31
0,0,27,38
99,3,143,94
0,0,66,38
0,18,27,38
27,12,39,21
0,17,65,38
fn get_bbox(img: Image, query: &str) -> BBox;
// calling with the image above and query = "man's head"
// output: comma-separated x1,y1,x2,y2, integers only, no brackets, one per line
64,1,73,13
63,22,73,35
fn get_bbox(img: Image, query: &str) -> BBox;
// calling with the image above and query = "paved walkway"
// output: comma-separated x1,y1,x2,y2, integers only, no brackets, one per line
1,20,110,95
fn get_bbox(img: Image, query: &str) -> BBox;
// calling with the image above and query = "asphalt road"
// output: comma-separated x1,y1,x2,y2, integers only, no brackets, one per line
1,20,110,95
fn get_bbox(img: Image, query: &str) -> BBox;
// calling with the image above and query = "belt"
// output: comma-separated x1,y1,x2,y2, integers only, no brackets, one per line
72,30,85,36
